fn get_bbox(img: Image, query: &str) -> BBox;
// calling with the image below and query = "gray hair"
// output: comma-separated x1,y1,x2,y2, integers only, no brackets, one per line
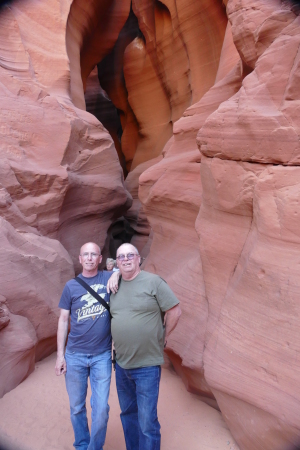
106,258,115,265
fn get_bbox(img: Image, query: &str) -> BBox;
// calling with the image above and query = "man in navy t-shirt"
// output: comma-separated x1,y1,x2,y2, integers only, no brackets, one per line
55,242,119,450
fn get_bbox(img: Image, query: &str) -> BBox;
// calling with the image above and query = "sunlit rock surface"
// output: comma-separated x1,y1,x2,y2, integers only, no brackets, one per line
95,0,228,171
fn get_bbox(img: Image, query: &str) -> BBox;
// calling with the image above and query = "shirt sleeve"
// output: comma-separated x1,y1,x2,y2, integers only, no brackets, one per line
155,278,180,312
58,283,72,310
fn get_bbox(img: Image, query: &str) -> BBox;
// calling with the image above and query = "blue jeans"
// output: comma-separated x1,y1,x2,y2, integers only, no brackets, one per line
115,363,161,450
65,350,112,450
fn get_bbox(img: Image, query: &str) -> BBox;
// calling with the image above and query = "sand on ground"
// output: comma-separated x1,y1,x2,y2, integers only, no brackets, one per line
0,353,239,450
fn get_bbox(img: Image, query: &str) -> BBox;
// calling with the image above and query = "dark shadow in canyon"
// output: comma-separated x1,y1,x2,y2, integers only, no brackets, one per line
84,6,146,259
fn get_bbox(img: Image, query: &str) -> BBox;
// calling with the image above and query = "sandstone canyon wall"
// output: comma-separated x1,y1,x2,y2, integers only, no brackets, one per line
1,1,300,450
139,1,300,449
0,0,131,398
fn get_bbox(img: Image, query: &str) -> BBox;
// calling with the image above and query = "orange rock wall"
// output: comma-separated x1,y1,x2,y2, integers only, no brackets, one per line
197,2,300,449
0,0,131,397
94,0,227,172
87,0,228,253
138,1,300,449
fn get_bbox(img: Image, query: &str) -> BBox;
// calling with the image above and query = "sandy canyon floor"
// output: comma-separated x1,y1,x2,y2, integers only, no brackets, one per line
0,353,239,450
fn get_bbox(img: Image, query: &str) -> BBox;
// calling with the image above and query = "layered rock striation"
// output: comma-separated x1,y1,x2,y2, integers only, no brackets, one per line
196,2,300,449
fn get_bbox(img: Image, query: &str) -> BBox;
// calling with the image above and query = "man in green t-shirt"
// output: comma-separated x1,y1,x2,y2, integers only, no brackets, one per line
110,243,181,450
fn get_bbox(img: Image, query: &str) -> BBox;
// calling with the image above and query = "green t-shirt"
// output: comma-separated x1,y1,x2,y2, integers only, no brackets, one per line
110,271,179,369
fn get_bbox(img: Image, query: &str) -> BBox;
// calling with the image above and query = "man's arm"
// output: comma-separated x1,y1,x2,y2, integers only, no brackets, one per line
106,270,121,294
164,304,181,346
55,308,70,376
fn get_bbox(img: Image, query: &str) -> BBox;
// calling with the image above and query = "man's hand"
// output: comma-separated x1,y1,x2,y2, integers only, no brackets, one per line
107,270,121,294
55,355,67,376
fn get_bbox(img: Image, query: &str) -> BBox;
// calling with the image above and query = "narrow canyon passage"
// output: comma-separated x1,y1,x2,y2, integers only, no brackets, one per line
0,1,300,450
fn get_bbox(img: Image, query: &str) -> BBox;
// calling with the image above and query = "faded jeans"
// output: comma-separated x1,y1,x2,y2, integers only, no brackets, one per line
65,349,111,450
115,363,161,450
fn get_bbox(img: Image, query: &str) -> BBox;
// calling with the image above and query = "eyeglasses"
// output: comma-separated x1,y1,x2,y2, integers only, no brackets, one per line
81,252,100,259
116,253,139,261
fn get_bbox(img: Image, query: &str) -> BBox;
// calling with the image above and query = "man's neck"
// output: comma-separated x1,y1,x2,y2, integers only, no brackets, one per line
81,269,99,278
122,270,141,281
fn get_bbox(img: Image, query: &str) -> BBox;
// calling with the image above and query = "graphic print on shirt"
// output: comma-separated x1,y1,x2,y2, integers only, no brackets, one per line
76,284,107,322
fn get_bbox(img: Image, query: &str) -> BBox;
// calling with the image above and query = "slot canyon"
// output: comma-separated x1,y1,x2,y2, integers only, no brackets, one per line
0,0,300,449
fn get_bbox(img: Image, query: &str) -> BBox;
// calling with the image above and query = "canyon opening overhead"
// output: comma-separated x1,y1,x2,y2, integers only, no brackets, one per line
0,0,300,449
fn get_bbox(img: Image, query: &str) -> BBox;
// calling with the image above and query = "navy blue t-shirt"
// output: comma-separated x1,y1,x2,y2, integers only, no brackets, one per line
59,271,112,354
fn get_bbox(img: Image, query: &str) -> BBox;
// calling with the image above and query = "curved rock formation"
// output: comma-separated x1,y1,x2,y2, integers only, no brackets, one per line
94,0,228,172
140,60,242,396
139,1,300,449
1,0,300,449
195,2,300,449
0,218,74,398
0,0,131,397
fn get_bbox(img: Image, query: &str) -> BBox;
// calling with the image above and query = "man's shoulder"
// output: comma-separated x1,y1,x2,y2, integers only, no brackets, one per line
64,277,76,288
61,277,81,297
140,270,158,278
139,271,165,284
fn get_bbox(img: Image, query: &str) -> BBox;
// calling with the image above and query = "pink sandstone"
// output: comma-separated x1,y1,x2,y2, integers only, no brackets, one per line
0,1,300,449
0,0,130,397
137,1,300,449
